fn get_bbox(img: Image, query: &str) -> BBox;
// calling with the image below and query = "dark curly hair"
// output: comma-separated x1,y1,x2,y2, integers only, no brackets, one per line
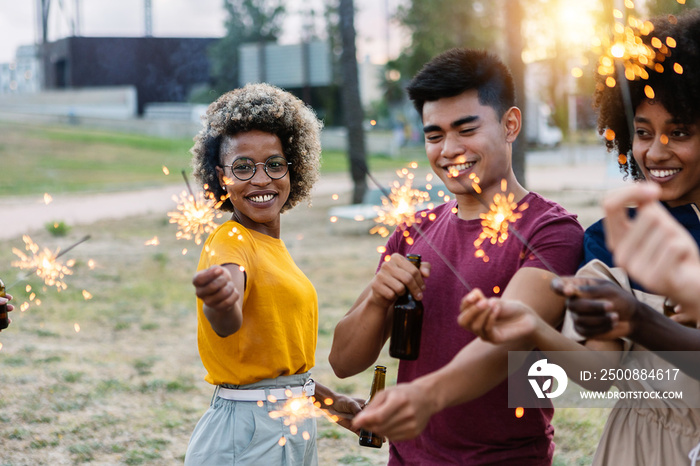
191,83,322,213
406,48,515,120
595,9,700,180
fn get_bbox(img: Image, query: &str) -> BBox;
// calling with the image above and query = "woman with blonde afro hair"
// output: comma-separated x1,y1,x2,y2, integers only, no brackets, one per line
185,84,362,465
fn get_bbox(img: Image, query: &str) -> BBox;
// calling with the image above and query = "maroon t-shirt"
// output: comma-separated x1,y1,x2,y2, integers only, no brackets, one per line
380,192,584,465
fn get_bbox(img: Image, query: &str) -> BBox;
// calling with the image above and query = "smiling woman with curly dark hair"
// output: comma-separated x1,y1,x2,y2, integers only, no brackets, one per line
185,83,361,466
191,82,322,213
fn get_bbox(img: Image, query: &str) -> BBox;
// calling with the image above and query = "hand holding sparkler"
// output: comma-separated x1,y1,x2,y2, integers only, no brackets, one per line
0,290,14,331
312,382,364,435
193,264,243,338
352,380,434,442
458,288,542,345
550,276,642,340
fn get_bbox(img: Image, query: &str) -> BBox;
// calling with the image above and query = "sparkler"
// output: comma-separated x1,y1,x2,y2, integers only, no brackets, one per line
369,168,431,238
364,168,474,291
10,235,91,291
473,179,527,263
450,173,559,274
167,171,226,247
267,392,340,439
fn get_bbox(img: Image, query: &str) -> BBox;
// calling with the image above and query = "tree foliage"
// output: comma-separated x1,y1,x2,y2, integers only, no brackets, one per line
645,0,700,16
208,0,286,95
389,1,500,83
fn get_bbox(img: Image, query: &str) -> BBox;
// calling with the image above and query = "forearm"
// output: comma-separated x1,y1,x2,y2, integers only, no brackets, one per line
669,266,700,316
203,303,242,338
329,290,391,378
416,341,513,413
630,302,700,380
531,319,620,391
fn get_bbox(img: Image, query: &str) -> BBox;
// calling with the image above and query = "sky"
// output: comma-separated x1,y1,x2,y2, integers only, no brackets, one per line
0,0,405,65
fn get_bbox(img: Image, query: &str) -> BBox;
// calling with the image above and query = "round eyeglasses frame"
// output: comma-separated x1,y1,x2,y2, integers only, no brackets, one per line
222,155,292,181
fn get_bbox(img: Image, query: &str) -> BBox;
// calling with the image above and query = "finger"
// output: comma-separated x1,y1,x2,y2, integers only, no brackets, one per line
205,284,240,309
602,183,660,250
551,276,606,297
377,256,425,301
566,297,612,316
573,315,616,338
564,280,623,301
419,262,431,279
192,266,224,287
615,203,667,271
457,289,488,330
195,271,234,299
670,312,696,327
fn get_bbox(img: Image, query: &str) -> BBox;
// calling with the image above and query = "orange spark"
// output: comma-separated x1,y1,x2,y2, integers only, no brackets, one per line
43,193,53,205
144,236,160,246
162,166,170,175
74,323,81,333
82,290,92,300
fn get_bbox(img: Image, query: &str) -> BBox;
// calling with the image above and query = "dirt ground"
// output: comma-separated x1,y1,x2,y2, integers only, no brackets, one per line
0,155,618,464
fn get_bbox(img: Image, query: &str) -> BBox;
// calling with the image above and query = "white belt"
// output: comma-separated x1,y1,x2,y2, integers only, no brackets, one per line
217,380,315,402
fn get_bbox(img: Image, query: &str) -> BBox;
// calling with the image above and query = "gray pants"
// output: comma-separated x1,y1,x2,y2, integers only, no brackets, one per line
185,373,318,466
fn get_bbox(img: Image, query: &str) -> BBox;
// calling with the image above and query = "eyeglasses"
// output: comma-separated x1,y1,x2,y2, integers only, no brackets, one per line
223,155,291,181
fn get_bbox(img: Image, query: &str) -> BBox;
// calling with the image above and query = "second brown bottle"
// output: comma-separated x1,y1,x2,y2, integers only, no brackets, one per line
389,253,424,360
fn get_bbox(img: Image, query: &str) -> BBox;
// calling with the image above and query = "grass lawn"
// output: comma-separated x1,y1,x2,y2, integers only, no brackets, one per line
0,121,428,197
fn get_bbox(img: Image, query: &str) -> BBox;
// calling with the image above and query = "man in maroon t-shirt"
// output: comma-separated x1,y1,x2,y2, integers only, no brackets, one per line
329,48,583,465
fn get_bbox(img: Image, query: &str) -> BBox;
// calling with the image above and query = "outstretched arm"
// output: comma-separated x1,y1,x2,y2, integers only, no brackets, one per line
329,254,430,378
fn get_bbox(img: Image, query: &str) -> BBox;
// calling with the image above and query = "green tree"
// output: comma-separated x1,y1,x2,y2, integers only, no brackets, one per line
208,0,286,95
645,0,700,16
392,0,499,80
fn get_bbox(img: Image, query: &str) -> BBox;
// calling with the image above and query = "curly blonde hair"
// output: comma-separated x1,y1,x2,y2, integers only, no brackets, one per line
191,83,323,213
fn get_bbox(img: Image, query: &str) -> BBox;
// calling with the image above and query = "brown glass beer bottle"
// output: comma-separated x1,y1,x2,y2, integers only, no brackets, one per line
0,278,9,330
389,254,423,360
358,365,387,448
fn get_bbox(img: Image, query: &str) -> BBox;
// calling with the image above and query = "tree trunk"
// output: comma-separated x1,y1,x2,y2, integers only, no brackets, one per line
504,0,526,187
338,0,368,204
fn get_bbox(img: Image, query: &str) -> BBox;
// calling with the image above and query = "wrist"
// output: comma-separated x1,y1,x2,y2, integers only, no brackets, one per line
627,299,654,341
413,373,447,414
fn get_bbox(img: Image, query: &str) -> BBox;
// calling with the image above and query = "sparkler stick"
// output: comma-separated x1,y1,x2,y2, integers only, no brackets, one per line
168,172,225,247
182,170,198,207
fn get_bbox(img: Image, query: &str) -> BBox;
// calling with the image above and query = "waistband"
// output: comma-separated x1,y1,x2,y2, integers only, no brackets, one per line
216,372,314,402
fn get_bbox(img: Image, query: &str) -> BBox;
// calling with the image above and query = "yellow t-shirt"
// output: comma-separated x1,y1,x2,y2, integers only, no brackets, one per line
196,221,318,386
